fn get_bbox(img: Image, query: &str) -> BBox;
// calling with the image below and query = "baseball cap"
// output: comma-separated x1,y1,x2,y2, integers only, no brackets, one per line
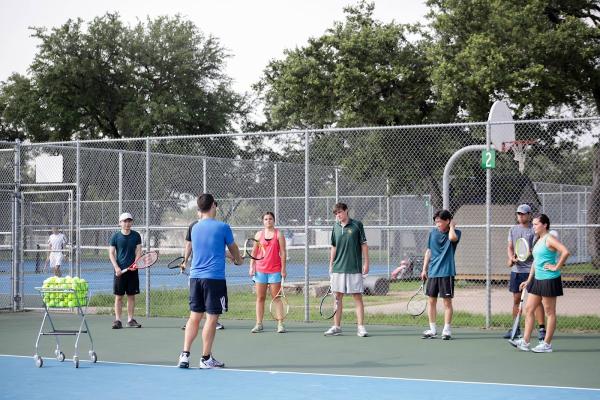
516,204,531,214
119,212,134,222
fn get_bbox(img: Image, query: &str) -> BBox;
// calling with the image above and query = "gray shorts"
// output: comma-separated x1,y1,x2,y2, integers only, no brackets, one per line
331,273,363,294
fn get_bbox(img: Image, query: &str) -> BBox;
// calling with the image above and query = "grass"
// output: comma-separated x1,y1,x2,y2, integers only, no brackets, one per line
88,284,600,332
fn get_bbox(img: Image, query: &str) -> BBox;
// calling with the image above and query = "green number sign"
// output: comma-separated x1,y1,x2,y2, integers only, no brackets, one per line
481,149,496,169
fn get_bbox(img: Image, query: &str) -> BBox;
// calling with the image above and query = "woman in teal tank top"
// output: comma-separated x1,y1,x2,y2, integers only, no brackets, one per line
510,214,570,353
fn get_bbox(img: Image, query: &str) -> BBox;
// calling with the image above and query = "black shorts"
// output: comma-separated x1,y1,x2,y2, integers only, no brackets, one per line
189,278,228,314
426,276,454,298
113,270,140,296
528,277,563,297
509,272,530,293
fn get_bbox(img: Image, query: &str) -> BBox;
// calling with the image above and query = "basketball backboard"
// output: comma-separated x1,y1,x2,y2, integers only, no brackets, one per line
488,101,515,152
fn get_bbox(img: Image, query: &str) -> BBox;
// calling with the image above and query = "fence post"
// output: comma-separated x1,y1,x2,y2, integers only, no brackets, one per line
203,158,207,193
274,163,278,219
485,121,492,329
118,152,123,216
145,137,151,318
304,131,310,322
75,141,81,278
12,140,21,311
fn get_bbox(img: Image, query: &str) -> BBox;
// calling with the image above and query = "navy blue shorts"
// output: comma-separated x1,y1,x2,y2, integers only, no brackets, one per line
425,276,454,298
509,272,530,293
113,270,140,296
189,278,228,314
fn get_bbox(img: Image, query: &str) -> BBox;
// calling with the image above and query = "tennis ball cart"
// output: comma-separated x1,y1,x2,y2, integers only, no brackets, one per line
33,276,97,368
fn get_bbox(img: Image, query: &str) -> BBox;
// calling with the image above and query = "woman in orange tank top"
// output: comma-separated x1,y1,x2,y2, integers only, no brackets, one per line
249,212,287,333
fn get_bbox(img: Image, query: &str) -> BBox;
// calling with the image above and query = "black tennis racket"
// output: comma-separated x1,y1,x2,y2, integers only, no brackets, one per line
319,285,337,319
243,238,266,261
407,281,427,317
167,256,188,275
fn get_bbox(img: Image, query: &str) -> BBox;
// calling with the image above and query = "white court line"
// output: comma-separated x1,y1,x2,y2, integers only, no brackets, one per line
2,353,599,393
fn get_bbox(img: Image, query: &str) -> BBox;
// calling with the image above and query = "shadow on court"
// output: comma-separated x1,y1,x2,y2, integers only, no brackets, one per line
1,311,599,392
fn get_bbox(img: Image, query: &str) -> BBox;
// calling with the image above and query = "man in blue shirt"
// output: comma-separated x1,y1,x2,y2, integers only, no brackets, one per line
178,194,242,369
421,210,461,340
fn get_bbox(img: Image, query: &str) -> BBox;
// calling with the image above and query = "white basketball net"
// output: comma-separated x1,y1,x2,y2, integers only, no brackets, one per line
510,142,527,174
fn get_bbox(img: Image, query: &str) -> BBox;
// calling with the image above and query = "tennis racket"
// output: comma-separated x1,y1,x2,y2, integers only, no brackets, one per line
509,287,527,340
514,237,530,262
167,256,188,275
407,281,427,317
319,285,337,319
269,278,290,321
121,251,159,274
243,238,266,261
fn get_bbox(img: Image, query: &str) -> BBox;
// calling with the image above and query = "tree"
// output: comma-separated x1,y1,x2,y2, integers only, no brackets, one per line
0,13,248,142
426,0,600,266
255,1,462,208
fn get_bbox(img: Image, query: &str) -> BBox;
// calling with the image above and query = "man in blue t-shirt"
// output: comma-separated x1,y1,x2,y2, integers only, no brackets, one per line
421,209,461,340
177,194,242,370
108,212,142,329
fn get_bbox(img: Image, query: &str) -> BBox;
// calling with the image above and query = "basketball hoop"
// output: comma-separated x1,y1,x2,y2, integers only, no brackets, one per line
502,140,536,174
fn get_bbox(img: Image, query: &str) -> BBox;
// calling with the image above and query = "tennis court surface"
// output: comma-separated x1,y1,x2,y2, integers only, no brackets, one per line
1,312,599,400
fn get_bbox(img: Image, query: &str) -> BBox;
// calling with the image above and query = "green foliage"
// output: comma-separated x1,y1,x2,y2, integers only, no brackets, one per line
0,13,248,141
426,0,600,119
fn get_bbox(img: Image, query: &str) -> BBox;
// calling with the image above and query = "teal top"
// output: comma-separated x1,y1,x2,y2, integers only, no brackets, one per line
532,235,559,280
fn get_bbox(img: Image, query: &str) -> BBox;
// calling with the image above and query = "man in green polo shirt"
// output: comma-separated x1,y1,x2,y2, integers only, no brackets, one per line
324,203,369,337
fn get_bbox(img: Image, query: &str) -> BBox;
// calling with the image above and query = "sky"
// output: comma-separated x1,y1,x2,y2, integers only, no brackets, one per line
0,0,428,94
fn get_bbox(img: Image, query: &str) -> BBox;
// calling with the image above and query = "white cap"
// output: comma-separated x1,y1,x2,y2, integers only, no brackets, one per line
119,212,133,222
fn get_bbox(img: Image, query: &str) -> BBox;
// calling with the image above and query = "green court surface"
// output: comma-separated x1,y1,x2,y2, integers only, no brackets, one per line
1,311,599,389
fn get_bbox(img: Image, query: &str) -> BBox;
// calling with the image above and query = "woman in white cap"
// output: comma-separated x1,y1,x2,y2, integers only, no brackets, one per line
108,212,143,329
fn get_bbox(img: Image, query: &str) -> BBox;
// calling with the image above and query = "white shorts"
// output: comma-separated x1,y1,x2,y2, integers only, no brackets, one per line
49,253,64,267
331,273,363,294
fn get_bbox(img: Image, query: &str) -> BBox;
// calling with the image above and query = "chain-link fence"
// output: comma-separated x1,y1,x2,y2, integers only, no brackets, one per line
1,118,599,331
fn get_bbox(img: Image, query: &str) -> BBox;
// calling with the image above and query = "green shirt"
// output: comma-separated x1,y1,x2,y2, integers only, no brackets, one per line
331,219,367,274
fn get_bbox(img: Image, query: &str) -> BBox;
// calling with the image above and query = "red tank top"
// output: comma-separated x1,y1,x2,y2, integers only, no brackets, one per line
256,229,282,273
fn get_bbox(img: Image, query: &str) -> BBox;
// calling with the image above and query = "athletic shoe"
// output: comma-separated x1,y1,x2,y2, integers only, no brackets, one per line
127,319,142,328
216,322,225,330
509,338,530,351
531,341,552,353
251,323,264,333
503,328,520,339
181,324,186,330
357,325,369,337
442,329,452,340
421,329,437,339
538,327,546,341
111,320,122,329
199,355,224,369
324,326,342,336
277,322,287,333
178,352,190,369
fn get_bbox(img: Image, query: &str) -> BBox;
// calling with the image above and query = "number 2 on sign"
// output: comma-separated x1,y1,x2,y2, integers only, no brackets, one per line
481,149,496,169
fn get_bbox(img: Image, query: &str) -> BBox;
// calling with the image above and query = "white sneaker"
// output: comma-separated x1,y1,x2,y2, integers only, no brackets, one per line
199,355,225,369
178,352,190,368
357,325,369,337
216,322,224,330
442,329,452,340
324,326,342,336
509,338,530,352
277,322,287,333
531,341,553,353
251,323,263,333
422,329,437,339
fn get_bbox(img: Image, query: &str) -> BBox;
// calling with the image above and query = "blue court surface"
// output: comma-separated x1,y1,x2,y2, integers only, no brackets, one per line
1,354,599,400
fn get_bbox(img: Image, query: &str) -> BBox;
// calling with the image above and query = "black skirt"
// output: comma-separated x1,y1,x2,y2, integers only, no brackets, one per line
529,276,563,297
